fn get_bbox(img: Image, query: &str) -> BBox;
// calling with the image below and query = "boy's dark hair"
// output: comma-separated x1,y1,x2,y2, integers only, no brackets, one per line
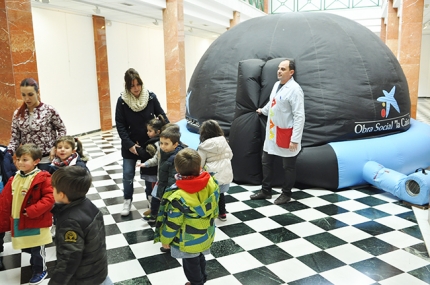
160,127,181,145
16,143,42,160
51,167,92,202
161,123,180,132
174,148,201,176
199,119,224,143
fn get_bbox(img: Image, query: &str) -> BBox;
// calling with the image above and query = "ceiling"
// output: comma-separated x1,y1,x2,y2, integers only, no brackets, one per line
30,0,266,39
31,0,430,37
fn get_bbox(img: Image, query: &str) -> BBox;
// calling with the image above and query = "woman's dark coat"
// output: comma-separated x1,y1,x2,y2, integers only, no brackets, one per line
115,92,168,159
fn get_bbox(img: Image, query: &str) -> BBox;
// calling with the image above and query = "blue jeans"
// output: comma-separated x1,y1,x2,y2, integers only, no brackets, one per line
22,245,46,273
123,158,138,200
145,181,153,199
183,253,207,285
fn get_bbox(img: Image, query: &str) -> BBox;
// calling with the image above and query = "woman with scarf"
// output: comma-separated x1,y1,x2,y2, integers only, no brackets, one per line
115,68,169,216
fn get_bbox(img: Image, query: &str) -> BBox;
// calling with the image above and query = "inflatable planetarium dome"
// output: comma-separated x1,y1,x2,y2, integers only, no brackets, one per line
185,12,419,190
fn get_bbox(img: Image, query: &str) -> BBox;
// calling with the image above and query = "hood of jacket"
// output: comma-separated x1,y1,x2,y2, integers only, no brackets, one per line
167,172,219,219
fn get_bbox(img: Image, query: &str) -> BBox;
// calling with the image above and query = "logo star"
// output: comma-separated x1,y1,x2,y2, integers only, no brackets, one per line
377,86,400,117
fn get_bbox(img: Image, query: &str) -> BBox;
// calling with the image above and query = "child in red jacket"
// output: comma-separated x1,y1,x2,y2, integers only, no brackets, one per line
0,144,54,285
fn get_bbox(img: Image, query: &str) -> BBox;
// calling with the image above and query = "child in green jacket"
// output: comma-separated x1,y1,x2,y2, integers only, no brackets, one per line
154,148,220,285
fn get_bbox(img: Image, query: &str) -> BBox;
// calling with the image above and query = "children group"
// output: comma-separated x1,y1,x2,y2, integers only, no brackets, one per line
127,117,233,285
0,117,233,285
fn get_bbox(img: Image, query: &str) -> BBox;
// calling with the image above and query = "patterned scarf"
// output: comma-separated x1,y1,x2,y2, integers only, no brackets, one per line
121,87,149,112
52,153,78,167
174,169,204,181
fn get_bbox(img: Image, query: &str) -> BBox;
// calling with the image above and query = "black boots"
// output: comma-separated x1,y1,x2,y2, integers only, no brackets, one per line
250,190,272,200
250,190,291,205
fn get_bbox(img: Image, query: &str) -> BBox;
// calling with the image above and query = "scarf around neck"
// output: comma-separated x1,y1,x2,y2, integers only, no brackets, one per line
121,88,149,112
52,153,78,167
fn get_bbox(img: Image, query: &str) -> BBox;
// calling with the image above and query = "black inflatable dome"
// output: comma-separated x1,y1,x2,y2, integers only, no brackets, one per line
186,12,411,188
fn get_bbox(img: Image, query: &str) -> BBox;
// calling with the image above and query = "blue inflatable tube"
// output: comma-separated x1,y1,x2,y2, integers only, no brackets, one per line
330,119,430,189
363,161,430,205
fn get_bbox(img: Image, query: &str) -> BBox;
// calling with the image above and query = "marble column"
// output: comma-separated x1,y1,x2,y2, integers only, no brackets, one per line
230,11,241,28
398,0,424,119
163,0,186,123
380,18,386,43
386,0,399,56
92,15,112,131
0,0,37,145
264,0,269,13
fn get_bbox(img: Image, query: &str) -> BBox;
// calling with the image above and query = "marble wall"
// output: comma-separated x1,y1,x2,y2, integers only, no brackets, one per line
380,18,386,43
230,11,240,28
398,0,424,118
418,34,430,98
93,15,112,131
163,0,186,123
0,0,37,145
385,0,399,56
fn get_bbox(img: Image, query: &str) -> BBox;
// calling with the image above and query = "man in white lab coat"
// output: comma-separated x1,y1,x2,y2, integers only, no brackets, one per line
250,59,305,205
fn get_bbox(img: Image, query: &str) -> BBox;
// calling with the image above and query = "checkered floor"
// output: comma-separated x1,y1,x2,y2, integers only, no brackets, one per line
1,99,430,285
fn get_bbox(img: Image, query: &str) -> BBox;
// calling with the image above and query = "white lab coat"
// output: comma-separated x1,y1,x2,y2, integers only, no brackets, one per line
261,77,305,157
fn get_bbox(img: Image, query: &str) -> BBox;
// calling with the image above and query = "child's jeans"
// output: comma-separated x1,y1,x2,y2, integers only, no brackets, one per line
182,253,207,285
219,193,226,215
145,181,153,200
150,197,161,217
218,184,229,216
22,245,46,273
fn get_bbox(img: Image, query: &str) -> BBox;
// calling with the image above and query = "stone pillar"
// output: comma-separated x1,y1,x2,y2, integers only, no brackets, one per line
92,15,112,131
398,0,424,119
0,0,38,145
380,18,386,43
264,0,269,14
230,11,240,28
163,0,186,123
386,0,399,56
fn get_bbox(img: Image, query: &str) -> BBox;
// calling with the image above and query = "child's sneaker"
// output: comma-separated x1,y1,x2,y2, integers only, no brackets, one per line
218,214,227,221
142,215,156,223
29,271,47,285
160,246,171,253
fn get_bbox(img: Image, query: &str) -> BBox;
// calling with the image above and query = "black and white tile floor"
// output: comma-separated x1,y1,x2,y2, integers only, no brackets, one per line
1,98,430,285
